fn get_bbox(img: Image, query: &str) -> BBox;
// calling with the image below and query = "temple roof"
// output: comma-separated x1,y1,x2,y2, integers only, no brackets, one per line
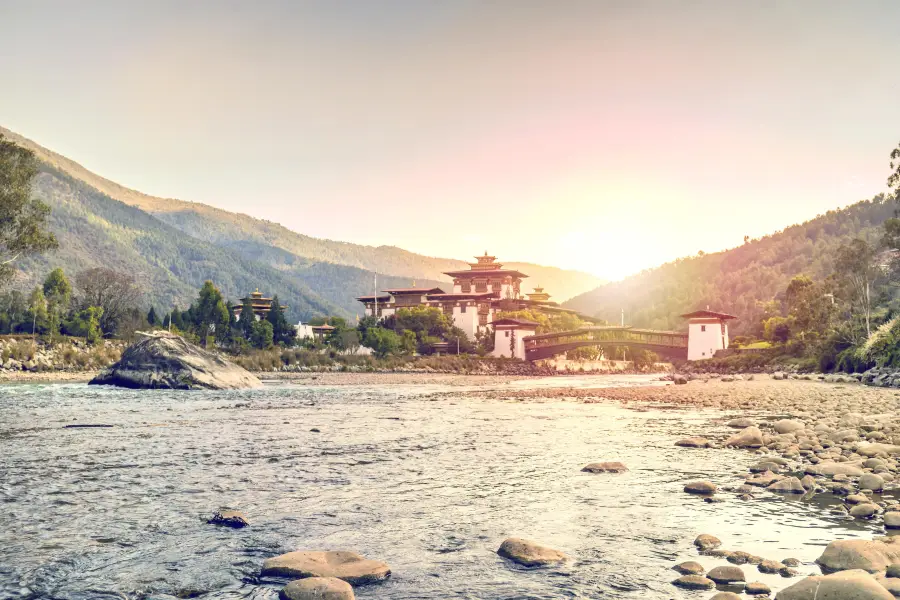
443,269,528,279
426,292,497,300
681,310,737,320
492,317,540,328
356,294,391,302
381,287,445,295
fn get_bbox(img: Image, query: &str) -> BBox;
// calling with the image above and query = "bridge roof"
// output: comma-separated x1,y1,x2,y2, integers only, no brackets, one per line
681,310,737,320
525,325,685,341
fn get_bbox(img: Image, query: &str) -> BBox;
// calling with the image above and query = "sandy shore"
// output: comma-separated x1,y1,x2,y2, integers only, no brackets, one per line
0,370,98,384
257,371,530,387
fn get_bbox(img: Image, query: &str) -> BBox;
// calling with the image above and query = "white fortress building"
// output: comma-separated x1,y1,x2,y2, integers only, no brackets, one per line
681,309,736,360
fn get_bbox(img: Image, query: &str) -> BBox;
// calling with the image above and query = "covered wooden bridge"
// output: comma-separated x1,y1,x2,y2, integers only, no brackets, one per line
523,326,689,361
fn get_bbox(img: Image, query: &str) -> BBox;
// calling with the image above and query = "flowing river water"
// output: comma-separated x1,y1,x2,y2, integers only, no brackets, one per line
0,375,888,599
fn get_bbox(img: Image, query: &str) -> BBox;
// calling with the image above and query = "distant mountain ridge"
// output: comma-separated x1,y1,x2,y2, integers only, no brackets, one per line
563,197,894,335
2,126,601,319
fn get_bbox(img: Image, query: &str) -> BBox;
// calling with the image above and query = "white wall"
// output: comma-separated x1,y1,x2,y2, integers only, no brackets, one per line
687,320,728,360
452,304,479,339
492,327,534,360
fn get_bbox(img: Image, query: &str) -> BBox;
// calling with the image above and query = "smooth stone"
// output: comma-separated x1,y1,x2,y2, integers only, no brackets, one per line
710,593,742,600
746,581,772,595
801,475,817,490
817,539,900,573
280,577,354,600
581,461,628,473
676,437,710,448
685,481,718,495
861,473,886,492
774,569,894,599
758,559,786,574
707,565,746,584
497,538,567,567
809,462,866,477
261,551,391,584
694,534,722,551
673,561,705,575
886,513,900,529
768,477,806,494
782,558,802,567
747,470,781,487
726,426,764,448
672,574,715,590
857,443,900,457
850,504,880,519
886,564,900,578
774,419,806,434
728,418,756,428
727,551,753,565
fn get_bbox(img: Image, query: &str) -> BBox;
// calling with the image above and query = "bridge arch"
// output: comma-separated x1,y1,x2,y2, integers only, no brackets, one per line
523,326,688,361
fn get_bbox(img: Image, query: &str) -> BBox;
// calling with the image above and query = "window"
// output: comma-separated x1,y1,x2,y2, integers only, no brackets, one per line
505,331,510,337
461,305,466,313
700,325,706,332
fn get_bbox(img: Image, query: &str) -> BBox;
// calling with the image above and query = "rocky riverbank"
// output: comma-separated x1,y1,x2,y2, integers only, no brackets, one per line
0,337,123,381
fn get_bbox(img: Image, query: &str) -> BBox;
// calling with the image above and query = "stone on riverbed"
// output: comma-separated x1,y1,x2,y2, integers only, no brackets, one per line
745,581,772,595
281,577,354,600
885,513,900,529
725,426,764,448
707,565,746,584
816,538,900,573
807,462,865,477
710,593,742,600
694,534,721,551
727,417,757,428
774,419,806,434
684,480,717,495
850,503,880,519
262,551,391,584
774,569,894,600
581,462,628,473
207,510,249,528
90,332,262,390
860,473,885,492
767,477,806,494
672,561,705,575
857,443,900,457
497,538,567,567
675,437,710,448
671,574,715,589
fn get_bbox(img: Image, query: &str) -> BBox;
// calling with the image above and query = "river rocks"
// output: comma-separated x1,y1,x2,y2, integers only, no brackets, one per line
745,581,772,595
808,462,865,477
727,551,753,565
857,443,900,457
673,561,705,575
747,470,782,487
768,477,806,494
758,559,785,574
694,534,722,551
728,418,757,428
684,480,717,495
207,510,249,528
726,426,764,448
816,538,900,573
281,577,354,600
860,473,886,492
671,574,715,589
710,594,742,600
774,569,894,600
261,551,391,584
581,462,628,473
801,474,817,490
887,564,900,578
707,565,746,584
774,419,806,434
850,504,879,519
675,437,710,448
674,374,688,385
885,513,900,529
90,333,262,390
497,538,567,567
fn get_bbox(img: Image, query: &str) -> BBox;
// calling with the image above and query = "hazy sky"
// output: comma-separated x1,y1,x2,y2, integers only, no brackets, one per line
2,1,899,279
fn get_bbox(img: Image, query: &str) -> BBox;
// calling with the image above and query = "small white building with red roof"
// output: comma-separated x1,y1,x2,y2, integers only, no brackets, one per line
491,318,540,360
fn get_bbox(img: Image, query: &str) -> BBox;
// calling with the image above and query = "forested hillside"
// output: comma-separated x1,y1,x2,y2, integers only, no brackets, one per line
0,126,601,302
564,196,895,335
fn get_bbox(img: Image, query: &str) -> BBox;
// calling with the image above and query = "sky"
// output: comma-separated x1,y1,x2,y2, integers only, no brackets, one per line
2,1,899,280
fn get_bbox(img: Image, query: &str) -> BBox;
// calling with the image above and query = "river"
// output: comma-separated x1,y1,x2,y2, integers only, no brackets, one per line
0,375,884,599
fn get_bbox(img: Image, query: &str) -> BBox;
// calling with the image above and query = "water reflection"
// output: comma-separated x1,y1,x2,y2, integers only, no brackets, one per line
0,378,889,599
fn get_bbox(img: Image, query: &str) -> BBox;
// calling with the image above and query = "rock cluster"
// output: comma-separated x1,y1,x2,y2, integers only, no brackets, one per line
0,337,124,373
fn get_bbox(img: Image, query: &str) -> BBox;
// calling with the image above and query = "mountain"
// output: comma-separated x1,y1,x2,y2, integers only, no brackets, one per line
563,197,894,335
3,126,601,319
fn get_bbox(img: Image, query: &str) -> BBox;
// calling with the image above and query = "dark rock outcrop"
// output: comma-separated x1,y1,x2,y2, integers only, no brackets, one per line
89,332,261,390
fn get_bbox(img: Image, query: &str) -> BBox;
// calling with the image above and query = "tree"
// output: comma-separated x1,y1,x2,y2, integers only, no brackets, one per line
889,141,900,197
27,287,48,336
147,306,159,326
0,290,27,334
194,280,229,346
67,306,104,344
362,327,401,357
266,295,295,345
834,239,878,339
250,319,274,349
75,268,143,336
0,134,58,285
43,267,71,339
239,296,256,339
170,307,185,331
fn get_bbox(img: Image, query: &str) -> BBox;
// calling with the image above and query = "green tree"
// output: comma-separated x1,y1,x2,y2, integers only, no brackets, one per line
834,239,878,340
67,306,104,344
400,329,417,354
266,295,295,345
194,280,229,346
0,134,58,285
147,306,159,326
363,327,401,357
889,140,900,197
250,319,274,349
239,296,256,339
43,268,71,339
170,307,185,331
27,287,48,336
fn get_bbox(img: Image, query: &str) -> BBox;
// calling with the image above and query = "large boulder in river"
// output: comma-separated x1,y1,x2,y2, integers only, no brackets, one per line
262,550,391,584
775,569,893,599
816,538,900,573
90,332,262,390
281,577,354,600
497,538,567,566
